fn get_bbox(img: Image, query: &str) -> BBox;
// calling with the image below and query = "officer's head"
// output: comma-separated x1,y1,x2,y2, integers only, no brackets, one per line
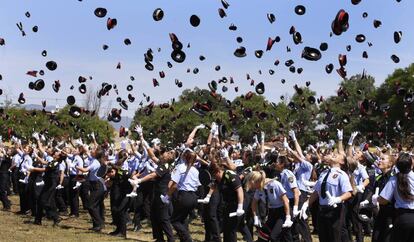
377,153,394,172
396,153,414,201
324,151,346,167
274,155,290,172
182,149,197,166
248,170,266,191
209,162,224,182
159,147,177,164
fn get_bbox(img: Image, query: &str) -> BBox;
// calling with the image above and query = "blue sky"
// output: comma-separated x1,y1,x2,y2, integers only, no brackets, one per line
0,0,413,117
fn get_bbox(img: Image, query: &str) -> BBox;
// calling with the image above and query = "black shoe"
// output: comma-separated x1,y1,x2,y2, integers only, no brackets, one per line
2,207,11,212
16,210,28,215
133,224,142,232
34,220,42,225
109,230,120,236
89,226,102,232
53,217,62,226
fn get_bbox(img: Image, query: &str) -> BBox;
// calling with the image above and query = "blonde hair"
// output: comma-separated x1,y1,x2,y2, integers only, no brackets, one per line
248,170,266,191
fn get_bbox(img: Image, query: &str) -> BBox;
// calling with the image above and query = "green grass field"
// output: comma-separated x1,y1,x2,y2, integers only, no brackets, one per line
0,195,372,242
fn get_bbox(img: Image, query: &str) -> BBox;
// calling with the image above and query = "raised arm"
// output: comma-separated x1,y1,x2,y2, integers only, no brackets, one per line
347,132,359,157
289,130,305,159
185,124,205,147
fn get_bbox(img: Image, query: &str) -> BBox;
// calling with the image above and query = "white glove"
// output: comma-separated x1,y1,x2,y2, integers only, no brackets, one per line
40,134,46,141
289,130,296,141
283,137,289,149
160,194,170,204
282,215,293,228
359,200,369,208
32,132,40,140
126,191,138,198
253,135,258,144
73,181,82,190
372,187,379,207
90,132,95,140
120,140,128,150
299,201,309,220
74,138,84,147
236,203,245,216
134,124,143,136
337,129,343,140
253,215,262,227
348,131,359,145
327,192,342,207
356,184,365,193
197,194,211,204
56,184,64,190
196,124,206,129
220,148,229,159
260,131,265,144
36,181,45,186
293,205,300,218
210,122,218,136
308,145,317,153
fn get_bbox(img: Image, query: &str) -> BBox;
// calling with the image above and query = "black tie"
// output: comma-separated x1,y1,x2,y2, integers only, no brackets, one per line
321,168,332,199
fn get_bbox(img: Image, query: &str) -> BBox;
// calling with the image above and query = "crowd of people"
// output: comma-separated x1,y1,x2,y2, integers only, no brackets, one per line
0,123,413,242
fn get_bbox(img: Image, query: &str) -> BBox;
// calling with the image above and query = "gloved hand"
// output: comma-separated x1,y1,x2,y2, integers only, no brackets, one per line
308,144,317,153
134,124,143,136
299,201,309,220
220,148,229,159
253,135,258,144
327,192,342,207
283,137,289,149
359,200,369,208
160,194,170,204
293,205,300,218
197,194,211,204
73,181,82,190
32,132,40,140
288,130,296,141
282,215,293,228
90,132,95,140
337,129,343,141
356,184,365,193
196,124,206,129
210,122,218,136
56,184,64,190
236,203,245,216
253,215,262,227
74,138,84,147
372,187,379,207
260,131,265,144
348,131,359,145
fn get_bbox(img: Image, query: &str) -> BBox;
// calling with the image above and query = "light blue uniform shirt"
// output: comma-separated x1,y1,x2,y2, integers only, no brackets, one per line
13,153,23,170
254,180,287,208
314,167,353,206
380,171,414,209
280,169,299,199
294,159,313,192
353,163,369,186
87,159,101,182
21,155,33,173
171,163,201,192
58,162,68,177
69,155,84,176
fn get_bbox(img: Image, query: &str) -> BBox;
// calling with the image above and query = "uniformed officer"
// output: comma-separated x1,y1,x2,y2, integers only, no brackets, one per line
30,150,64,225
374,153,414,242
68,148,84,217
0,147,12,211
250,170,293,242
76,147,106,232
131,147,176,242
371,153,395,242
161,149,201,242
285,132,313,242
56,156,69,214
208,161,253,242
308,152,353,242
15,145,30,214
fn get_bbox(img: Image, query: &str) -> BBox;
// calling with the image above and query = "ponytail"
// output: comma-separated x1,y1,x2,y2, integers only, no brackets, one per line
396,153,414,201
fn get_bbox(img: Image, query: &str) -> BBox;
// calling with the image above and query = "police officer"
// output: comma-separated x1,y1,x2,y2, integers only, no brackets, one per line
374,153,414,242
56,155,69,214
160,149,201,242
250,170,293,242
76,147,106,232
208,160,253,242
285,132,313,242
15,144,30,214
0,147,12,211
308,152,353,242
132,147,176,242
31,149,64,225
107,149,131,238
68,148,84,217
371,152,395,242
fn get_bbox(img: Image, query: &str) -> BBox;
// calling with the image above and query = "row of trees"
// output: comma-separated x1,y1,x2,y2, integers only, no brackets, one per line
0,106,114,143
131,64,414,147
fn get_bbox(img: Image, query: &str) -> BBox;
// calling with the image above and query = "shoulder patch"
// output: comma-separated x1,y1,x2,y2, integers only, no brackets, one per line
288,176,294,183
332,174,338,179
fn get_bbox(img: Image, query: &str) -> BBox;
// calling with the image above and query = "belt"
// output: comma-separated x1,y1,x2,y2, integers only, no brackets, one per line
396,208,414,213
